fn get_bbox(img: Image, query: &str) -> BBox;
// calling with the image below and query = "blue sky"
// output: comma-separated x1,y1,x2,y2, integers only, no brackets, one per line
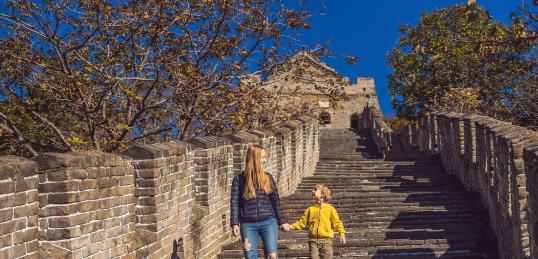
299,0,525,116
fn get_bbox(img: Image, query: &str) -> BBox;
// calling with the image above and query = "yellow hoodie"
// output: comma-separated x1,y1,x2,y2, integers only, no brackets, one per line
290,203,346,239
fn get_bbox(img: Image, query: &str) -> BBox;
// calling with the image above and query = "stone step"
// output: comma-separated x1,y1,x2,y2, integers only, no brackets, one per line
316,160,431,164
296,181,452,187
310,221,481,228
313,170,436,173
281,207,480,216
314,170,438,174
223,238,480,251
314,165,441,169
314,164,441,168
294,187,464,194
217,247,487,258
290,228,477,236
284,193,475,202
217,130,496,258
314,167,435,171
295,183,452,188
315,165,438,168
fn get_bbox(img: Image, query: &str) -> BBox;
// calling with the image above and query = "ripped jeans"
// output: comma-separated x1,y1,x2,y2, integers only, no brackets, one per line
240,218,279,259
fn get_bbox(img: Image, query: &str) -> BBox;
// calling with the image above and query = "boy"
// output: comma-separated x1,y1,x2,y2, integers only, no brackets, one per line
283,184,346,259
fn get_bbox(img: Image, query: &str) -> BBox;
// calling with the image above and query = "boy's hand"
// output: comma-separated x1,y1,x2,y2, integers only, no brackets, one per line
340,234,346,245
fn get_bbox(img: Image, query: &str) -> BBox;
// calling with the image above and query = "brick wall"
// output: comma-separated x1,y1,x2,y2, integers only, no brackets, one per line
283,120,304,192
525,144,538,257
273,127,293,196
0,116,319,259
189,137,234,258
35,151,137,259
0,156,39,258
124,142,193,259
297,116,316,177
359,106,538,259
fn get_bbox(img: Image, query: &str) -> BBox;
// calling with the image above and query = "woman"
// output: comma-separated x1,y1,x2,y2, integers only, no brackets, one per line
230,144,287,259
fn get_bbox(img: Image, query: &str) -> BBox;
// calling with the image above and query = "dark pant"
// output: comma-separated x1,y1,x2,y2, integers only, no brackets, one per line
240,218,279,259
309,239,333,259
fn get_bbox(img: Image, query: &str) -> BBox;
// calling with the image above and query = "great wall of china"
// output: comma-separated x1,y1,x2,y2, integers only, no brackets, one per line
1,54,538,258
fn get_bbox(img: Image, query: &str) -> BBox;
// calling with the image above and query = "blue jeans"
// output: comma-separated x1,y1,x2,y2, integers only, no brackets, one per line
240,218,279,259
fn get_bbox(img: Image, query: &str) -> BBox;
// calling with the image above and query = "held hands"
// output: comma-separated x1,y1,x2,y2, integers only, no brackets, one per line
280,223,291,232
234,223,291,237
232,225,240,237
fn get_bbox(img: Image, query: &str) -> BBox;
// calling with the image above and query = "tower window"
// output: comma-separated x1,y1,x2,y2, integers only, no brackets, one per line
318,112,331,125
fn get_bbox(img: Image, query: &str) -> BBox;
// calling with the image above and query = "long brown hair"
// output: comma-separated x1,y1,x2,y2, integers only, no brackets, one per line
243,144,272,200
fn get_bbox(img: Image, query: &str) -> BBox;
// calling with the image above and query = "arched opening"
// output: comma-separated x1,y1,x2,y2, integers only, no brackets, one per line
318,111,331,125
302,103,310,113
171,238,184,259
350,113,360,129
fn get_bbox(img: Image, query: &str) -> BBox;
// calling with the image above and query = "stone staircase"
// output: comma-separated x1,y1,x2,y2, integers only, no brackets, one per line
218,129,497,258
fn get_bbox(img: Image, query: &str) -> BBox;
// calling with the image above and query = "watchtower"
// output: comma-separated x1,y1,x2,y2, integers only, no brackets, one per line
263,52,381,128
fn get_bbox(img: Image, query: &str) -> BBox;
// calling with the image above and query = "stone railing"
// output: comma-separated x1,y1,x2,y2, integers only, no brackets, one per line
0,115,319,259
359,106,538,259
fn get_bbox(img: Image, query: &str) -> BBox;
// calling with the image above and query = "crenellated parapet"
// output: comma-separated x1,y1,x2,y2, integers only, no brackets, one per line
358,106,538,259
0,116,320,259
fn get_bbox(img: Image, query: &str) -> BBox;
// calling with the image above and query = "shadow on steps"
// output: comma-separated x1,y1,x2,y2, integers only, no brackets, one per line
370,163,499,259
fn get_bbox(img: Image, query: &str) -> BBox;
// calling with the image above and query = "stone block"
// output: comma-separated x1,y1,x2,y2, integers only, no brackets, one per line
224,131,260,144
46,228,73,240
44,169,69,181
39,181,79,193
273,127,292,137
188,136,231,149
0,156,38,180
12,243,26,257
42,204,80,216
153,142,191,156
13,228,38,245
123,144,169,160
248,129,274,138
97,178,119,189
48,193,79,204
283,120,302,130
296,115,313,123
0,208,13,223
0,233,13,248
34,151,124,170
0,182,15,195
12,192,28,206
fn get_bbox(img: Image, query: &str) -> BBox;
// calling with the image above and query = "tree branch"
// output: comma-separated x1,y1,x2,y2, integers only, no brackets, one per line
0,112,38,157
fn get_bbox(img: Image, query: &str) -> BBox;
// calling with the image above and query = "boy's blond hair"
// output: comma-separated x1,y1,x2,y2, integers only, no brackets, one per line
316,184,332,202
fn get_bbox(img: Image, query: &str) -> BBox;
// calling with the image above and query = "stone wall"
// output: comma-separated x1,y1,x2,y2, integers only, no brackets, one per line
124,142,193,259
525,143,538,257
36,151,137,259
0,156,39,258
273,127,293,196
359,106,538,259
0,116,320,259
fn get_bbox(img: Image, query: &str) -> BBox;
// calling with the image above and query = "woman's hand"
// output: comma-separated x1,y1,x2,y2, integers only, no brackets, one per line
280,223,291,232
232,225,240,237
